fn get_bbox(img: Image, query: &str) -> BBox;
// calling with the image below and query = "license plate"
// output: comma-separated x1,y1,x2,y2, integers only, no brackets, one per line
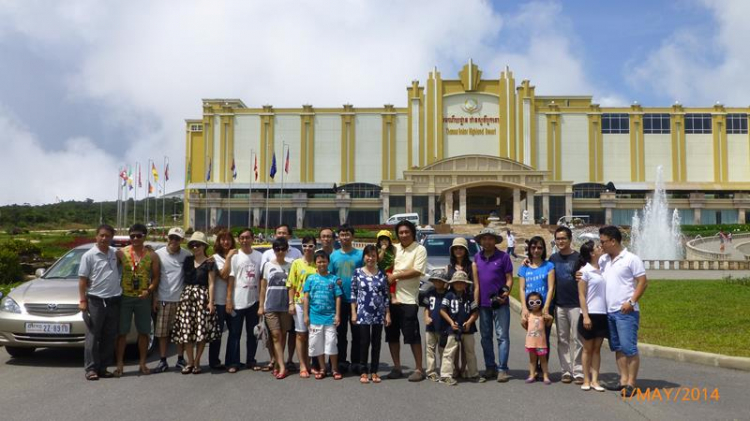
25,323,71,334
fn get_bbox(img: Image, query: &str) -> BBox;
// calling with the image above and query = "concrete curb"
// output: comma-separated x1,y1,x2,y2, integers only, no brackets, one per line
507,296,750,372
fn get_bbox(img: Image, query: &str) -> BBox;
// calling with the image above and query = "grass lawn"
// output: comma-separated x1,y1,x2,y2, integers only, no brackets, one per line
638,279,750,357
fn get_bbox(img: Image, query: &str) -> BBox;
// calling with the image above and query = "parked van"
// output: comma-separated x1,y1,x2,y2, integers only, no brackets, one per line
385,213,420,226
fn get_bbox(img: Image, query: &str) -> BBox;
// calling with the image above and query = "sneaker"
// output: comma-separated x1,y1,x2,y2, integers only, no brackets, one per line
387,368,403,379
408,371,425,382
175,357,187,371
440,377,458,386
468,376,481,383
574,376,585,385
426,373,439,382
496,371,510,383
561,373,573,384
153,360,169,373
484,368,498,379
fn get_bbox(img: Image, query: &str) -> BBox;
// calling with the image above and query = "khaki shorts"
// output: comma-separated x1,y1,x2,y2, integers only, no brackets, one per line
265,312,293,332
154,301,179,338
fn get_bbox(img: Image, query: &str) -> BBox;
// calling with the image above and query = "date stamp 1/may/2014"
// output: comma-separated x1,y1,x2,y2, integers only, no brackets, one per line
622,387,720,403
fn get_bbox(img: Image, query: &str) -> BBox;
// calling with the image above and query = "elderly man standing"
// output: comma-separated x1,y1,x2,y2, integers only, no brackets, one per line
385,220,427,382
472,228,514,382
78,224,122,381
598,226,647,397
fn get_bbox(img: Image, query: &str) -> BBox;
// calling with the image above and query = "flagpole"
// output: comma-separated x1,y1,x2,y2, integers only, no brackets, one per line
163,156,168,231
116,169,122,231
249,149,254,228
226,133,231,231
124,172,129,228
205,154,210,231
133,162,138,225
279,142,286,225
264,141,271,237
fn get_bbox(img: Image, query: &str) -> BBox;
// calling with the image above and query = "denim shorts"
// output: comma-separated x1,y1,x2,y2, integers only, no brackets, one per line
607,311,639,356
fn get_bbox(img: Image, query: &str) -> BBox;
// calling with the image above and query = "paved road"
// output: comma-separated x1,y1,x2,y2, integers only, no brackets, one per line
0,312,747,421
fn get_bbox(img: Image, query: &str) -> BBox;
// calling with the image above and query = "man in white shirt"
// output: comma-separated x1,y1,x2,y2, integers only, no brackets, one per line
78,224,122,381
152,227,191,373
598,226,648,397
506,229,518,259
226,228,264,372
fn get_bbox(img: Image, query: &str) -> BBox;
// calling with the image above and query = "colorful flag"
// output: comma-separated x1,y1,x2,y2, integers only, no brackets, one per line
231,158,237,180
270,152,277,179
127,166,134,190
148,181,154,194
119,169,128,186
206,159,212,181
253,155,258,181
152,162,159,182
284,149,290,174
164,162,170,181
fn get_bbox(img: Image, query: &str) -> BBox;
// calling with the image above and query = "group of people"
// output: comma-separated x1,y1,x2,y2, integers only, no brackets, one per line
78,220,647,395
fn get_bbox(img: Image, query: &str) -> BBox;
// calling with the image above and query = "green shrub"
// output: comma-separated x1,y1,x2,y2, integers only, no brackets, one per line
0,249,23,285
2,239,42,257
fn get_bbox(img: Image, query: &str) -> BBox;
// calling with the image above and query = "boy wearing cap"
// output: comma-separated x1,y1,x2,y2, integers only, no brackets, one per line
439,270,479,386
421,269,449,381
152,227,191,373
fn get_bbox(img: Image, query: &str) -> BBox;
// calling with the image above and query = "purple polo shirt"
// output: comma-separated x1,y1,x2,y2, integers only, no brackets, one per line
475,249,514,308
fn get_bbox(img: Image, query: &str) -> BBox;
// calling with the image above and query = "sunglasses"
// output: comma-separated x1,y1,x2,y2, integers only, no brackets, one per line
168,235,181,241
273,247,288,252
129,233,145,239
189,243,204,249
302,244,315,249
527,299,542,306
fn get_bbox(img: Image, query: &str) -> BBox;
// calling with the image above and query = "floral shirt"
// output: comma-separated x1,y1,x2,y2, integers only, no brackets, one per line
350,267,390,325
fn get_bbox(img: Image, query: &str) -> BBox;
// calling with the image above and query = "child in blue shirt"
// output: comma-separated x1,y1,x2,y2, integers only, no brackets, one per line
439,270,479,386
303,250,342,380
421,269,449,382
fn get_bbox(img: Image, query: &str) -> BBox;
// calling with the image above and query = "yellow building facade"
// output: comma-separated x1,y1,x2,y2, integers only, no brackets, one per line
184,61,750,229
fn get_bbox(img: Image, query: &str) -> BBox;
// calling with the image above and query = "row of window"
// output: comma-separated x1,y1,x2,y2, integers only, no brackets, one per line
600,113,748,134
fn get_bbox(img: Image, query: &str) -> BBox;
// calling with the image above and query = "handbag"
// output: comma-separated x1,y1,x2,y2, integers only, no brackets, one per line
254,315,268,342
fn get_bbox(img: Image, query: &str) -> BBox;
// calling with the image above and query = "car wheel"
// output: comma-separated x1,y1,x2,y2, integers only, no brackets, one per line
5,346,35,358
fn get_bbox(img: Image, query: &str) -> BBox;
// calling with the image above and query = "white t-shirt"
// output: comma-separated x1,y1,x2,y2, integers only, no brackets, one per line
507,234,516,247
599,248,646,313
579,263,607,314
78,246,122,299
212,254,229,305
261,246,302,268
155,247,191,302
229,248,264,310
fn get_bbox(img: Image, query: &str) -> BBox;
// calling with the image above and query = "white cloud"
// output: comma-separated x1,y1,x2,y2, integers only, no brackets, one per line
629,0,750,106
0,0,627,204
0,106,120,205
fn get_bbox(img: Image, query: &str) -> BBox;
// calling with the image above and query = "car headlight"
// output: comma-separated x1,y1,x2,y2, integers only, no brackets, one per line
0,296,21,314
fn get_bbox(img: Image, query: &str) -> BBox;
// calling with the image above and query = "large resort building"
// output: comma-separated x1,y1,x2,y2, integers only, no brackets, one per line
183,61,750,230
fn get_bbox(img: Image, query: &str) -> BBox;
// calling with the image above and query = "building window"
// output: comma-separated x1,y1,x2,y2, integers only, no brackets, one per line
643,114,671,134
190,124,203,132
726,113,748,134
601,113,630,134
684,113,712,134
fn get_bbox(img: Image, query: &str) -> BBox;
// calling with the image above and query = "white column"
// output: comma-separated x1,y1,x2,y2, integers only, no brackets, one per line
565,193,573,217
428,195,435,225
459,188,467,224
542,193,550,222
512,188,521,224
445,192,454,224
381,193,390,222
405,193,413,213
527,191,535,223
296,207,304,230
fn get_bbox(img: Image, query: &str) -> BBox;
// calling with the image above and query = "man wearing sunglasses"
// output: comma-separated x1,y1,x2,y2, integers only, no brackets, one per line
152,227,190,373
113,223,161,376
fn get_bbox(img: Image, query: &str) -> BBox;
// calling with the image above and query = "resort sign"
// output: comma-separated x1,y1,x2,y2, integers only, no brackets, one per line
443,98,499,136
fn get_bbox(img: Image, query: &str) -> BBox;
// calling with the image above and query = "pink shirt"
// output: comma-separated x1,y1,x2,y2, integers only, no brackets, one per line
525,314,547,349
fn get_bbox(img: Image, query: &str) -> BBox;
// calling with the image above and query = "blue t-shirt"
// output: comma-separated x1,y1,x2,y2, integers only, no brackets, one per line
328,248,363,303
350,267,390,325
421,288,447,333
441,290,478,335
303,273,342,326
518,261,555,304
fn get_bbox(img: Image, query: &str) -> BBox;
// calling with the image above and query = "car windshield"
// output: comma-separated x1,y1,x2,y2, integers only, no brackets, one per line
423,237,479,258
42,248,89,279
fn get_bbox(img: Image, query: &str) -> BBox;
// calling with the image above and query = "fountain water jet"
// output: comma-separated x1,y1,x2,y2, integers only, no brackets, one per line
631,166,684,260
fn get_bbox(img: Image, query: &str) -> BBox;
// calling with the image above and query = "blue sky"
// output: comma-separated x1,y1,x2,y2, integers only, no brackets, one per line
0,0,747,205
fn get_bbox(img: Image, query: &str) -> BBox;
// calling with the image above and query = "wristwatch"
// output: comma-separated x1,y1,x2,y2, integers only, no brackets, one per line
628,299,636,306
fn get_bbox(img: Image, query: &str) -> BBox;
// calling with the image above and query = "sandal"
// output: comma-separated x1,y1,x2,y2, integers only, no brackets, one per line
113,367,123,378
85,371,99,381
181,365,194,375
252,364,263,371
299,370,310,379
359,373,370,384
371,374,382,384
333,371,343,380
261,363,273,372
275,371,289,380
98,370,115,379
192,366,202,374
228,367,238,374
315,372,325,380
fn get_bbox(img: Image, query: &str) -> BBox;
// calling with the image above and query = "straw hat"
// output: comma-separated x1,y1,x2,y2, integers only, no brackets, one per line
187,231,209,248
448,270,472,285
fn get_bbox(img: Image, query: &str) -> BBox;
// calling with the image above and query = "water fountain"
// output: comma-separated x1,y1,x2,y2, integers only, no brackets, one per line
630,166,684,260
